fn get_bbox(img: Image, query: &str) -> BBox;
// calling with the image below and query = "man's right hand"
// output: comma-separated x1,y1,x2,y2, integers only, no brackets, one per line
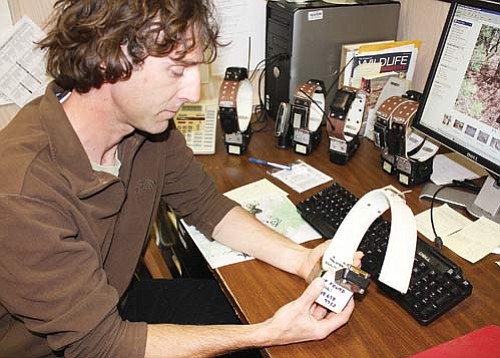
258,277,355,346
145,278,354,357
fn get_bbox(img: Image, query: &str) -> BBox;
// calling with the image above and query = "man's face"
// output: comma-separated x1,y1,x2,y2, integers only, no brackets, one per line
108,46,202,134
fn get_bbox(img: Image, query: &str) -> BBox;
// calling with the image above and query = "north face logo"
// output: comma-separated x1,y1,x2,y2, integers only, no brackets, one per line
136,178,156,192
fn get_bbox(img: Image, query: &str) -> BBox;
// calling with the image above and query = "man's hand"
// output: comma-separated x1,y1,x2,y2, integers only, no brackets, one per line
260,277,354,345
214,207,364,282
145,278,354,357
297,240,364,281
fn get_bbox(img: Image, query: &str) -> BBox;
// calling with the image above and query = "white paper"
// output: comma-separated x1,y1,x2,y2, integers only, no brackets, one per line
444,217,500,264
415,204,472,241
236,194,320,244
224,178,288,202
0,0,12,105
270,160,333,193
0,16,50,106
181,220,254,269
431,153,483,186
211,0,266,75
225,179,320,244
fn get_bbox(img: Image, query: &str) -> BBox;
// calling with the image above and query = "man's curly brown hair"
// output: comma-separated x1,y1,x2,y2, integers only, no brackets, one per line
39,0,221,93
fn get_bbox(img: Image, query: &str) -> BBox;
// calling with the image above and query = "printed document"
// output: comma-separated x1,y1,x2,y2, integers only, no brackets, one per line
270,160,333,193
431,152,487,185
415,204,472,241
0,0,12,105
0,16,50,106
445,217,500,264
225,179,320,244
416,205,500,263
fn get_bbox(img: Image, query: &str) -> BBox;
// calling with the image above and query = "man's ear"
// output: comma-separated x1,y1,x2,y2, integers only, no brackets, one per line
117,42,139,73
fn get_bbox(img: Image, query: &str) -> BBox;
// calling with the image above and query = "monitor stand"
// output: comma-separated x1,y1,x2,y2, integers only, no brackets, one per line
420,175,500,224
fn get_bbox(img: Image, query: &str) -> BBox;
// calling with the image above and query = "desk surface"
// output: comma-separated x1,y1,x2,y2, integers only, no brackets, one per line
195,122,500,357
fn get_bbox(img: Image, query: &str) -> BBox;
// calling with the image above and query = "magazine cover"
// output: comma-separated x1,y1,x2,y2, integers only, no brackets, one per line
347,40,421,88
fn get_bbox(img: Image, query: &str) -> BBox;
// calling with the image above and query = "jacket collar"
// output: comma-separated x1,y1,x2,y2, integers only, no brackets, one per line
38,82,145,199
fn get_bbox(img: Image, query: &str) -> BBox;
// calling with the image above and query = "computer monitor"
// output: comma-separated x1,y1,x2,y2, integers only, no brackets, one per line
413,0,500,223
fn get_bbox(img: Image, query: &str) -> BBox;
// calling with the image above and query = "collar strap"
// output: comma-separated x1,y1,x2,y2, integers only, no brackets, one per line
384,98,419,158
376,96,410,126
315,186,417,313
327,86,366,141
390,99,419,157
322,185,417,294
218,67,253,132
292,80,325,132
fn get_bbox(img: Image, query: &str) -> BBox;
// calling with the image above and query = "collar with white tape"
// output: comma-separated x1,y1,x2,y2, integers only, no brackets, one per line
343,90,366,141
218,67,253,132
376,96,409,126
322,185,417,294
390,99,419,158
328,87,365,142
292,80,325,132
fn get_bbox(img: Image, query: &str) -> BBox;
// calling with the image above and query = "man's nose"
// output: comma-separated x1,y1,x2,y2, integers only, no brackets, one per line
181,67,201,103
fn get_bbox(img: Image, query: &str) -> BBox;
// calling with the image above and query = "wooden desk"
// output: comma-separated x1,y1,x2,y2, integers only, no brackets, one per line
195,121,500,357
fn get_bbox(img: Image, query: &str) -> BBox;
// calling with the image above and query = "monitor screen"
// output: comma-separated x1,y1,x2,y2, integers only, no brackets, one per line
413,0,500,177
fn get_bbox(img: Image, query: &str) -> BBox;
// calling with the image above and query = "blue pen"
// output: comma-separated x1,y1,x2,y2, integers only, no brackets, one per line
249,157,292,171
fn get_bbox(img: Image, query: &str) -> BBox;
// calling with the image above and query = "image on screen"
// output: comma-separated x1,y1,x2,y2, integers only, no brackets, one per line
454,23,499,130
416,2,500,173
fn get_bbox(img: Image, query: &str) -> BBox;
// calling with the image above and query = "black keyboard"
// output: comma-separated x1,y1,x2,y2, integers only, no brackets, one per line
296,182,473,326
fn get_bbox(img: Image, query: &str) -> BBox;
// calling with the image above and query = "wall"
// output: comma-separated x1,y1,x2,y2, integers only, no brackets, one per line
396,0,450,91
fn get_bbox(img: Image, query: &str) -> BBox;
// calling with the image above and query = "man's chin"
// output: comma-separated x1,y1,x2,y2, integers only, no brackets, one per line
138,120,170,136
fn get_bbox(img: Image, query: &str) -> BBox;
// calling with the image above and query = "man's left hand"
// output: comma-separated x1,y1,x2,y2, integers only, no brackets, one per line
297,241,363,281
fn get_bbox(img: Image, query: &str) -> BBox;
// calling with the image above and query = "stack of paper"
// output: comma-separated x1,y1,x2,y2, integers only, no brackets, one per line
415,204,500,264
430,152,487,185
0,0,12,105
0,16,51,107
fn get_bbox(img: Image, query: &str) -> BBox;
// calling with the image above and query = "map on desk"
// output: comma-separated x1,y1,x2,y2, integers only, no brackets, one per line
180,220,255,269
183,179,321,269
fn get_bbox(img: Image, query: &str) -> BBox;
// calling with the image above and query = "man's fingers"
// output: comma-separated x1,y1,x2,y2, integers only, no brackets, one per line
311,303,328,320
353,251,364,268
297,277,324,306
324,298,355,327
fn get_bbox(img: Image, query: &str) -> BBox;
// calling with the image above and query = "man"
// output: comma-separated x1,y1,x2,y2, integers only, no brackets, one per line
0,1,360,357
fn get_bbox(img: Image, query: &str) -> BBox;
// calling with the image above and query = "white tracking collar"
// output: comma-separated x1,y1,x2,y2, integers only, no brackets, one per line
293,81,325,132
218,67,253,132
343,90,366,141
317,186,417,313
